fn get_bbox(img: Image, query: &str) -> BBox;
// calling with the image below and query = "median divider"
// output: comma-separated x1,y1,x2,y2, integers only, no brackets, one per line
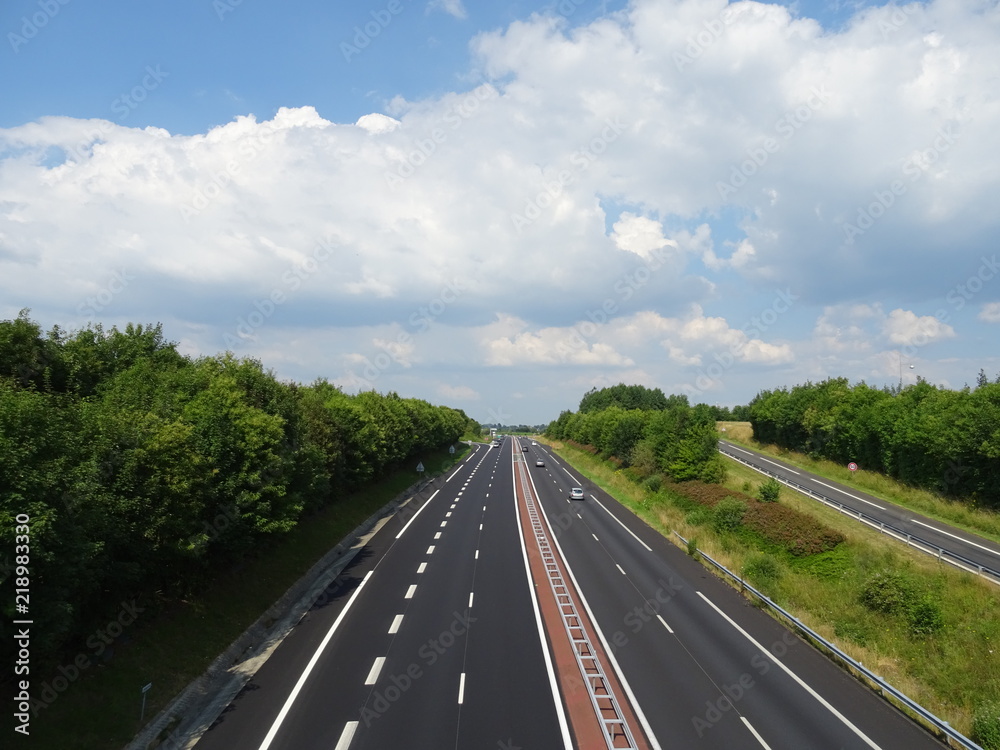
671,530,984,750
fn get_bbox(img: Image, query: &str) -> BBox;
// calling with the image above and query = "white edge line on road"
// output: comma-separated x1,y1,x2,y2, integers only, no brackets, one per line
334,721,359,750
388,614,403,634
257,570,374,750
523,465,663,750
696,591,882,750
588,493,653,552
562,466,580,483
809,477,884,510
741,717,774,750
723,443,800,474
911,519,1000,557
395,489,439,540
512,456,574,750
364,656,385,685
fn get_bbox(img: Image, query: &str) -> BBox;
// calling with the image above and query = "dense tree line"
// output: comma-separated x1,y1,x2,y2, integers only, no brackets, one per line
546,385,726,482
750,377,1000,507
0,311,475,672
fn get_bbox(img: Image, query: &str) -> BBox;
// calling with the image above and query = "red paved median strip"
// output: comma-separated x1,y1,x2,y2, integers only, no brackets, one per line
513,450,651,750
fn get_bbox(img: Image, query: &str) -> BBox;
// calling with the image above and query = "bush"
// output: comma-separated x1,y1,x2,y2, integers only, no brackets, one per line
742,553,783,589
907,595,944,636
686,536,700,558
713,497,748,533
859,572,917,615
973,702,1000,750
643,474,662,493
758,478,781,503
685,506,714,526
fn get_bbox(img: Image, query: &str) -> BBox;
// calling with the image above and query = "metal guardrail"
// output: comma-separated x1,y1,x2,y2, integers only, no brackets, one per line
718,447,1000,587
672,530,984,750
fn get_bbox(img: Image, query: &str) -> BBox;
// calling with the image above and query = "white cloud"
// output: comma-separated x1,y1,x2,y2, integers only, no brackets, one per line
883,308,955,346
979,302,1000,323
438,383,479,400
428,0,467,19
2,0,998,420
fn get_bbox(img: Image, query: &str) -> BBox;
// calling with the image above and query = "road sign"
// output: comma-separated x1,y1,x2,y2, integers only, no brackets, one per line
848,462,858,472
416,462,424,473
449,446,455,454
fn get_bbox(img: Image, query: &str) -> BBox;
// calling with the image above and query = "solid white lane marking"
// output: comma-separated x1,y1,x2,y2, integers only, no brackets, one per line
417,562,426,573
388,615,403,634
405,584,417,599
810,478,884,509
458,673,466,704
365,657,385,685
912,519,1000,557
395,490,439,539
656,614,673,634
741,717,774,749
697,591,882,749
562,466,580,482
588,494,653,552
725,444,800,474
257,571,374,750
334,721,358,750
427,545,436,554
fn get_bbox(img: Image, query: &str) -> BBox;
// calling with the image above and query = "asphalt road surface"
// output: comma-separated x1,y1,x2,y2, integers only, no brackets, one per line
193,437,949,750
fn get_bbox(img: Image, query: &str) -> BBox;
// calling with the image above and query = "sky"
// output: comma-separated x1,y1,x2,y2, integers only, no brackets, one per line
1,0,998,426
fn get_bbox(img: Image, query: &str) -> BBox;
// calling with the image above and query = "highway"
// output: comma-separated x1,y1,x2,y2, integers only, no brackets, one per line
719,439,1000,584
192,437,948,750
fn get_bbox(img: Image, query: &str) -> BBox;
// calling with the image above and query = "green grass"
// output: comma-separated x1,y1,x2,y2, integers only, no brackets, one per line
27,444,469,750
540,436,1000,739
716,421,1000,545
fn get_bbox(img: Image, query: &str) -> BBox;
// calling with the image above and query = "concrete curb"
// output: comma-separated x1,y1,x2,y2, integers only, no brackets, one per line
124,475,440,750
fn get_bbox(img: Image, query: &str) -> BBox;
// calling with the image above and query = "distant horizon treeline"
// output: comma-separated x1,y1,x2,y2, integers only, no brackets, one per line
750,377,1000,508
0,311,477,674
546,385,727,483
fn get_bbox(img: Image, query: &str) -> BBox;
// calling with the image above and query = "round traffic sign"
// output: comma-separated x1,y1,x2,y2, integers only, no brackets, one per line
848,462,858,472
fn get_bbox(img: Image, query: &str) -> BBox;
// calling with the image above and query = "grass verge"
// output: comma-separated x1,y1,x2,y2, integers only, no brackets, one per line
540,436,1000,743
716,421,1000,545
27,444,470,750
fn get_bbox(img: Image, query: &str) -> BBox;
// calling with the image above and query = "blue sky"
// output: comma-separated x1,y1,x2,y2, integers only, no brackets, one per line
2,0,999,425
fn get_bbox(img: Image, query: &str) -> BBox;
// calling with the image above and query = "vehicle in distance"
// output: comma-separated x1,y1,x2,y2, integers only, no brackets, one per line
535,459,545,467
569,487,585,500
531,441,537,445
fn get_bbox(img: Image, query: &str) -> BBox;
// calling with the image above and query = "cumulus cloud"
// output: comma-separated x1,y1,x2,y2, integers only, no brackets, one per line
883,308,955,346
979,302,1000,323
1,0,997,417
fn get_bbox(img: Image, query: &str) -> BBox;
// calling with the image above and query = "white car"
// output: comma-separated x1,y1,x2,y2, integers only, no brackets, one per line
535,459,545,467
569,487,585,500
